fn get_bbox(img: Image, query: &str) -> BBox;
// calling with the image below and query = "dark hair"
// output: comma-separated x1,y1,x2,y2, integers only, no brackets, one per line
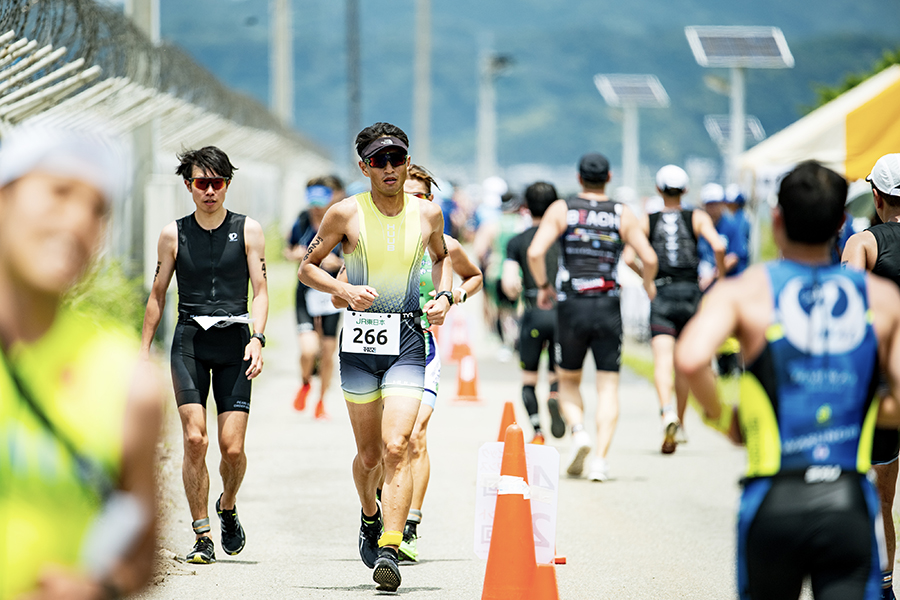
524,181,558,218
408,164,439,193
778,161,847,244
874,184,900,209
319,174,345,192
355,122,409,158
175,146,237,180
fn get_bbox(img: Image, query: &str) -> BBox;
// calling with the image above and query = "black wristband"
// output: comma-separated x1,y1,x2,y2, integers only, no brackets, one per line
251,333,266,348
435,290,454,306
537,281,552,290
101,580,123,600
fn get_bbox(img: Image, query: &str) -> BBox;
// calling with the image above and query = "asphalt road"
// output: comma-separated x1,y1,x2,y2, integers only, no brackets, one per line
136,299,757,600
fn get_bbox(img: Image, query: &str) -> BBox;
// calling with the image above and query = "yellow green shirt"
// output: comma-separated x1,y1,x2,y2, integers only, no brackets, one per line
0,310,136,599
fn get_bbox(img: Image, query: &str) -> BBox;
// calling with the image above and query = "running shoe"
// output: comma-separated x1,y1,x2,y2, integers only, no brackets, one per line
661,421,678,455
398,523,419,562
531,432,545,445
358,509,382,569
186,536,216,564
883,586,897,600
373,547,402,592
293,382,310,411
548,396,566,439
675,423,688,444
587,457,610,482
566,430,592,476
216,494,246,555
314,399,329,420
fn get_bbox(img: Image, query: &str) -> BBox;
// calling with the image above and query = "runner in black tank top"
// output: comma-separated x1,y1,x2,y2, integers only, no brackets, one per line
842,152,900,599
630,165,726,455
140,147,269,565
527,152,658,483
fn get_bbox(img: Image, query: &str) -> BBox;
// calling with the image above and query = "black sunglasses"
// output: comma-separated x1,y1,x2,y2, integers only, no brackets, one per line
364,151,407,169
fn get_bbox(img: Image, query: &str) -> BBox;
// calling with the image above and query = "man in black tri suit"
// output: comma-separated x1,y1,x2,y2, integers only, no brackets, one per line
502,181,565,443
629,165,725,455
527,153,658,482
141,146,269,565
843,153,900,600
678,160,900,600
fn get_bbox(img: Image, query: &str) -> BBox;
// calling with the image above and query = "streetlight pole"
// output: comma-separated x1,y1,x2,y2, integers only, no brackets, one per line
622,102,640,193
347,0,361,175
413,0,431,167
270,0,293,125
728,66,745,184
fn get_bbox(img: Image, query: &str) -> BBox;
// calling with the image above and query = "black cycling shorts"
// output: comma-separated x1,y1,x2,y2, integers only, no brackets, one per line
171,319,252,413
555,294,621,372
872,427,900,465
649,281,701,338
518,307,556,373
296,285,340,337
738,474,881,600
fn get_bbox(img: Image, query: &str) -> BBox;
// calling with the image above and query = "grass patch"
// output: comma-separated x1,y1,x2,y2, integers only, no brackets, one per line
64,260,145,334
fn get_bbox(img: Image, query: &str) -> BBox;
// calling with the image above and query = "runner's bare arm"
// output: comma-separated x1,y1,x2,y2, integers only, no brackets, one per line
500,258,522,300
675,279,743,443
331,265,349,309
841,230,878,271
527,199,566,309
140,222,177,358
300,202,377,310
447,235,483,303
868,274,900,427
244,218,268,379
620,205,658,300
423,204,453,326
693,210,727,280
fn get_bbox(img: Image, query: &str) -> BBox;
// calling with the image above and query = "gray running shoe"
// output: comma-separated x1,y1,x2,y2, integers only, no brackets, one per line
186,536,216,564
373,547,402,591
216,494,246,555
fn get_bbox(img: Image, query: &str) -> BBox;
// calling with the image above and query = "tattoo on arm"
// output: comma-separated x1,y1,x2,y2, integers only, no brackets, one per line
153,261,161,281
440,234,448,258
260,258,267,280
338,264,346,277
303,236,324,262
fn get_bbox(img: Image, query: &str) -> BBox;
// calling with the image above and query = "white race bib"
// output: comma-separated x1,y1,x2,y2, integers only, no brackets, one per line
341,311,401,355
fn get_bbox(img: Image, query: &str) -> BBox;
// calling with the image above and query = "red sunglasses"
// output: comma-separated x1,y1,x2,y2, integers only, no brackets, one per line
364,151,407,169
187,177,230,191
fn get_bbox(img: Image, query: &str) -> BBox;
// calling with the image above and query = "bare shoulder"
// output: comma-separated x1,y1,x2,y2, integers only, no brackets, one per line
419,197,442,219
243,216,265,237
445,234,462,254
160,220,178,242
867,271,900,310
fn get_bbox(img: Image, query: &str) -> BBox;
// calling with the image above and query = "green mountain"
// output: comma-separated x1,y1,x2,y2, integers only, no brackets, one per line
160,0,900,180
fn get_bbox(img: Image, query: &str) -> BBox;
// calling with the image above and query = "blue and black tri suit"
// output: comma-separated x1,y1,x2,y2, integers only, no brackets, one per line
736,261,884,600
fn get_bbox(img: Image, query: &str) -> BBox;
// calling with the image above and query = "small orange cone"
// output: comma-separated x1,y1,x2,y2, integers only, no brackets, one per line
497,401,517,442
481,424,537,600
529,564,560,600
453,354,481,402
450,313,472,361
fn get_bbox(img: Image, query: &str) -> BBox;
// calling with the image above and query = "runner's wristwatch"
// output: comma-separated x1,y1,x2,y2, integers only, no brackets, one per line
251,333,266,347
435,291,454,305
454,287,467,304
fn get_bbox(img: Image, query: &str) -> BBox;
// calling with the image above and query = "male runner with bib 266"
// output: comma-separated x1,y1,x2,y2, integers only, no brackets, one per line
299,123,452,592
141,146,268,565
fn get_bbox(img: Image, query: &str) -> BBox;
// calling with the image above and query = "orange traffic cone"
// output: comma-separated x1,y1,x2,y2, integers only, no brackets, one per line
481,424,537,600
529,564,560,600
453,354,481,402
450,313,472,361
497,401,517,442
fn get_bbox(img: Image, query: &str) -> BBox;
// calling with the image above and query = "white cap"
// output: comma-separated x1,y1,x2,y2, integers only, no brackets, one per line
725,183,746,204
701,182,725,204
867,153,900,197
0,123,127,206
655,165,689,193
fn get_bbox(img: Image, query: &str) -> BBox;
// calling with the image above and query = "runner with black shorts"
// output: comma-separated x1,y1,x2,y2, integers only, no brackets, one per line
299,123,452,592
286,180,343,418
502,181,565,443
141,146,268,564
678,160,900,600
630,165,725,454
843,153,900,600
527,153,658,482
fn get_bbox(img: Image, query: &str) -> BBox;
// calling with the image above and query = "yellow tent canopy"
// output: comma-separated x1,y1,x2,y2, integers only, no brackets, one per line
740,64,900,181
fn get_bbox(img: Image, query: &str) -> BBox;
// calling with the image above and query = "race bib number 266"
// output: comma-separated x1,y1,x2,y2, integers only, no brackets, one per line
342,311,401,355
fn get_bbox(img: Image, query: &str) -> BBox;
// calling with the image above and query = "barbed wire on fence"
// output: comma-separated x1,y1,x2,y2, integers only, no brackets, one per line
0,0,303,143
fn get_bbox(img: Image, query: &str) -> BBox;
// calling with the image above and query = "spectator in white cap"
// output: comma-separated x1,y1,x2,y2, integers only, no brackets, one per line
842,152,900,600
625,165,725,454
725,183,751,276
699,182,744,287
0,124,163,598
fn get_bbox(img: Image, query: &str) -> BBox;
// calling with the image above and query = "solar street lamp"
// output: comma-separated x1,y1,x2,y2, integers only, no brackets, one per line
686,26,793,184
704,114,766,167
593,74,669,193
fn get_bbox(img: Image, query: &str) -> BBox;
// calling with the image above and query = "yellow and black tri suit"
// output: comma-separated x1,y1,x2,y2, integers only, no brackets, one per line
735,261,882,600
339,192,427,404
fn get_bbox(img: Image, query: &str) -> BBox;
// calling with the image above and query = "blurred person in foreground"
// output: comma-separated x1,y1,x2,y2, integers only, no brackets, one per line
0,125,164,599
676,160,900,600
141,146,268,564
842,153,900,600
285,180,344,419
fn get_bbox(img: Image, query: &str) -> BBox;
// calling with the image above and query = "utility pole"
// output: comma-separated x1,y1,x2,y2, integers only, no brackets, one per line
124,0,158,283
347,0,361,175
412,0,431,166
476,49,511,185
270,0,293,125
